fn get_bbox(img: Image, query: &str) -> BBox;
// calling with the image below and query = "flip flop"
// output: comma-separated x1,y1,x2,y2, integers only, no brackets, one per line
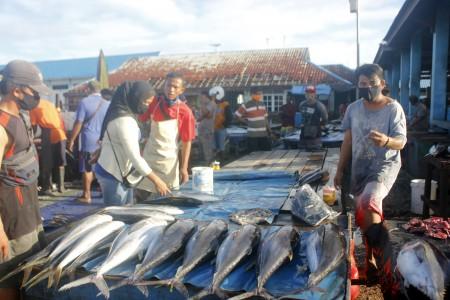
75,197,91,204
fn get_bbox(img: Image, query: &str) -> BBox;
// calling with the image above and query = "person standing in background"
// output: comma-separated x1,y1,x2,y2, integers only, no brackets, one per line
197,91,216,164
30,99,67,194
138,72,196,199
408,95,428,131
298,85,328,150
210,86,232,161
279,97,296,137
67,80,110,204
235,87,272,152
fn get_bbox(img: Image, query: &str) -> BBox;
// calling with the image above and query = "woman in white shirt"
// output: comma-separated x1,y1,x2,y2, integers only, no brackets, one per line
95,81,170,206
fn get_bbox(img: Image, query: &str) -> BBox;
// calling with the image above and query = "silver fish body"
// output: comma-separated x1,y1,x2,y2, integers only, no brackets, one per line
397,240,450,300
229,208,274,225
102,205,183,215
101,208,175,223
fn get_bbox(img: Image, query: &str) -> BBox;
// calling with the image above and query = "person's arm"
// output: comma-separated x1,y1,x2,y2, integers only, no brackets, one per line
368,131,406,150
180,141,192,184
234,104,247,124
67,121,82,152
114,119,170,195
369,104,407,150
334,129,352,189
0,126,9,259
319,102,328,126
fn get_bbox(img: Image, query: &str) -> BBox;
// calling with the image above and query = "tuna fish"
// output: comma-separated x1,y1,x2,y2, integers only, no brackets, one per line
229,225,299,300
109,219,196,293
101,205,183,216
0,214,113,286
191,224,261,300
397,239,450,300
23,220,125,290
101,208,175,223
137,219,228,297
306,223,345,287
59,218,168,299
229,208,274,225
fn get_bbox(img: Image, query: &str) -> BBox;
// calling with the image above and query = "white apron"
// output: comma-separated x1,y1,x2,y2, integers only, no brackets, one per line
138,101,180,193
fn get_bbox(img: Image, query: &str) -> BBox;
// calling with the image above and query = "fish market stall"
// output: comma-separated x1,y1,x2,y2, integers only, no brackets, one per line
22,149,350,300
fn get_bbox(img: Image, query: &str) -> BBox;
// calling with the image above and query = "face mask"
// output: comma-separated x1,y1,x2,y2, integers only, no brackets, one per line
165,95,178,107
16,90,40,111
359,86,381,102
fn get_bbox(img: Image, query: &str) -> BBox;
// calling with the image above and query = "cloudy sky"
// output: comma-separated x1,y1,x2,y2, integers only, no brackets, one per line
0,0,404,68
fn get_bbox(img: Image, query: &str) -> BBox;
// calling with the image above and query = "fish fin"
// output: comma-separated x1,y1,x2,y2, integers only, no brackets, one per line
108,278,131,293
59,275,95,291
21,267,33,287
258,288,275,299
47,274,54,289
189,288,211,300
227,291,256,300
171,280,189,298
136,285,149,297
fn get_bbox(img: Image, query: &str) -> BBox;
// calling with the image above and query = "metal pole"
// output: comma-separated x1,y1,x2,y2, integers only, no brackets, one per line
356,3,360,68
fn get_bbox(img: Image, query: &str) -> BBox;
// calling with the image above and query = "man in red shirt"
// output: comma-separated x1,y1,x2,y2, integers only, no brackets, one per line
138,72,195,198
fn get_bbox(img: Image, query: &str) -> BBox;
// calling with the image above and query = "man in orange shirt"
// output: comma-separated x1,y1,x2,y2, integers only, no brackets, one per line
209,86,232,160
30,99,67,195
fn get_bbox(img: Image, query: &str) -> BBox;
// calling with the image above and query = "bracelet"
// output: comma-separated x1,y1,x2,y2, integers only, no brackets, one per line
383,137,390,147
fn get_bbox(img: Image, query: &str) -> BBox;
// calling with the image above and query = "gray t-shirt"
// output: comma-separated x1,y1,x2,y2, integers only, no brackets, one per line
342,99,407,195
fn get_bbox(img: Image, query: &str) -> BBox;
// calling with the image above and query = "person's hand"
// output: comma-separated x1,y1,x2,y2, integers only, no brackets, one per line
180,169,189,185
368,130,389,147
334,170,343,190
67,139,74,152
0,228,9,261
152,176,171,196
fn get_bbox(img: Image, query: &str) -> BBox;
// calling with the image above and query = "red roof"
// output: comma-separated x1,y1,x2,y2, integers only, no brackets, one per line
66,48,353,95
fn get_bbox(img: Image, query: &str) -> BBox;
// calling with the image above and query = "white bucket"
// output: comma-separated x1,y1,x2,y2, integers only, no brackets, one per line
410,179,438,214
192,167,214,193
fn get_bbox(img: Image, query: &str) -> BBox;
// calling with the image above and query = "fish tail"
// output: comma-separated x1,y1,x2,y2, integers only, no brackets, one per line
23,267,52,290
60,275,110,299
258,288,275,300
227,291,257,300
108,278,131,293
188,288,211,300
171,279,189,298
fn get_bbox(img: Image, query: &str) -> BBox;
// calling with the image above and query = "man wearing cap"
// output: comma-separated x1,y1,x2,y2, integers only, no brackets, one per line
235,87,272,152
0,60,48,299
210,86,232,160
68,81,110,204
298,85,328,150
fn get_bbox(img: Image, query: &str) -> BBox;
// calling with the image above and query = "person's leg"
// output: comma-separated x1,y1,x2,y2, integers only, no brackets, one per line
81,171,93,202
55,141,67,193
356,182,399,297
96,171,131,206
216,129,227,160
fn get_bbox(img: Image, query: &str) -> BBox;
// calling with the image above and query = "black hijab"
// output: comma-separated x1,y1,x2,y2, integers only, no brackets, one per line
100,80,155,140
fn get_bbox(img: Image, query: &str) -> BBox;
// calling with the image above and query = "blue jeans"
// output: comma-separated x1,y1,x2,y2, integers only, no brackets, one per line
95,164,133,206
214,129,227,151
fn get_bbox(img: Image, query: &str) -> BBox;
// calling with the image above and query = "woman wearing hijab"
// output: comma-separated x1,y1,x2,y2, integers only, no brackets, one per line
95,81,170,206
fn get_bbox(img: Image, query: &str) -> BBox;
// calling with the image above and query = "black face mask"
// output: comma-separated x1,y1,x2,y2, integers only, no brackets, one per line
358,86,381,102
16,90,40,111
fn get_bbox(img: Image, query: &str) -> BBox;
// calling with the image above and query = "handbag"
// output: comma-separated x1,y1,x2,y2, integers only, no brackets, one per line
106,129,144,188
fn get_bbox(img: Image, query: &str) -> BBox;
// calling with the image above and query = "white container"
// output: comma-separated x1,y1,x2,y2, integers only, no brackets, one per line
192,167,214,194
410,179,437,214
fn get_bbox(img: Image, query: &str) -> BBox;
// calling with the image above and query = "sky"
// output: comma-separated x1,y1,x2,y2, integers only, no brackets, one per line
0,0,405,68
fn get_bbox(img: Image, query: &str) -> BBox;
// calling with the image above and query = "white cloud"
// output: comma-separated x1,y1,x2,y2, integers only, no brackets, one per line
0,0,405,68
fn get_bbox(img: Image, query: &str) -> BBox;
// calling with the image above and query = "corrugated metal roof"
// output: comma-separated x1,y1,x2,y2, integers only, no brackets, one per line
32,51,159,80
66,48,353,95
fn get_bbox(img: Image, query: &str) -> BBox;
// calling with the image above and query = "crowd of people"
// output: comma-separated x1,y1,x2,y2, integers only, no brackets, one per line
0,58,433,299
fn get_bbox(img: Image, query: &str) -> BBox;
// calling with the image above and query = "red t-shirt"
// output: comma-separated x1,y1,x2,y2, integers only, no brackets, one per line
139,97,196,142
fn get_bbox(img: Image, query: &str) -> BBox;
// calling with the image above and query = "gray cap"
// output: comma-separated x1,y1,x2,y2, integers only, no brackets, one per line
0,60,51,95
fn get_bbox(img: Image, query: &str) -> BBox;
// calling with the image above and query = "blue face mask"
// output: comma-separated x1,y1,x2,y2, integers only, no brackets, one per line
165,95,178,107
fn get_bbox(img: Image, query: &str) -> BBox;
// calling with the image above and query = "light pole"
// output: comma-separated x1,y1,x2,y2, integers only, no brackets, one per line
349,0,360,100
349,0,360,68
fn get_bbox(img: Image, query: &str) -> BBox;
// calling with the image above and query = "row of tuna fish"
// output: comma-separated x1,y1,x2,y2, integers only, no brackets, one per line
1,205,346,299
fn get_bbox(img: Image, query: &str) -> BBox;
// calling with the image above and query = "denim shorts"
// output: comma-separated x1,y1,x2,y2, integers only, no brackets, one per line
95,164,134,206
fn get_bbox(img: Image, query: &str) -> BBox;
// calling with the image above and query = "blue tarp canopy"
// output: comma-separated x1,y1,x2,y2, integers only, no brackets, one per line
291,84,332,95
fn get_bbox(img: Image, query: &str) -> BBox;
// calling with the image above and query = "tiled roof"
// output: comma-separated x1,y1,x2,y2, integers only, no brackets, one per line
66,48,353,96
322,64,355,84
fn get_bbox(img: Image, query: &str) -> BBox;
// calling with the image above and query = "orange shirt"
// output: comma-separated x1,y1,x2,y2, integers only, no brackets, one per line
214,100,230,130
30,99,67,143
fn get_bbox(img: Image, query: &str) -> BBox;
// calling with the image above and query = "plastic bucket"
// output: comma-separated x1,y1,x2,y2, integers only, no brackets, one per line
192,167,214,193
410,179,437,214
